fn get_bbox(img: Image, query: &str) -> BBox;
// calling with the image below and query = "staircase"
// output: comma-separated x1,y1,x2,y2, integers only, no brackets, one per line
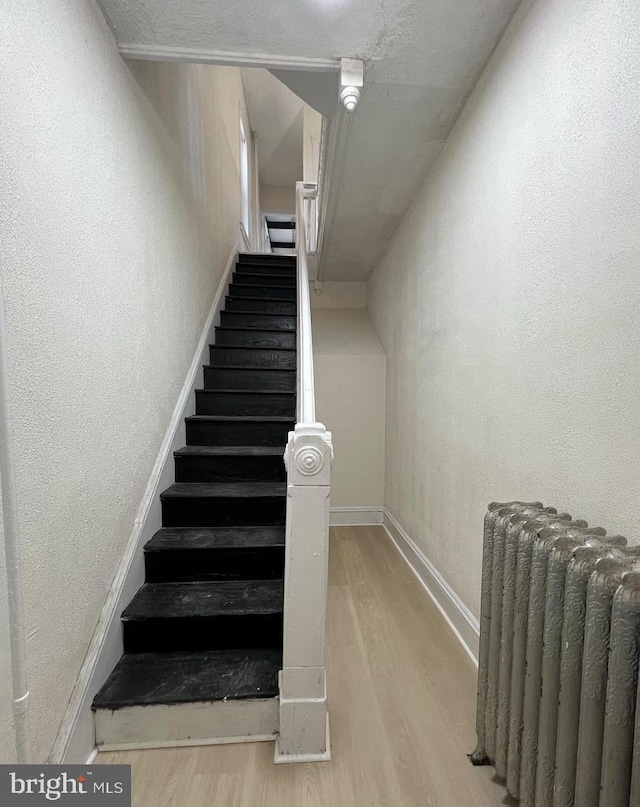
93,253,297,749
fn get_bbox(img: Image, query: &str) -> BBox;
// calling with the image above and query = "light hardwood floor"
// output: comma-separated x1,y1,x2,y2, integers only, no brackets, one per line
99,525,504,806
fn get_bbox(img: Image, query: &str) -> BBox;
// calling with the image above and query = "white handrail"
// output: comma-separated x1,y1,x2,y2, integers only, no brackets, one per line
295,181,318,424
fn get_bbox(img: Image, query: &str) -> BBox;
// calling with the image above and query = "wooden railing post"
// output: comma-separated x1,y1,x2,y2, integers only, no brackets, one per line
275,424,332,762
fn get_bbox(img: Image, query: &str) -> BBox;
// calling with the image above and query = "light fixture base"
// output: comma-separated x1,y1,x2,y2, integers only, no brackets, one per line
339,85,361,112
339,58,364,113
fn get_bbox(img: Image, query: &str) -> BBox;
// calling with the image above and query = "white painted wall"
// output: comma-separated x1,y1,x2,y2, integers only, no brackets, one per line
312,301,385,512
311,282,366,309
261,184,295,215
368,0,640,620
241,69,305,188
303,106,323,185
0,0,250,763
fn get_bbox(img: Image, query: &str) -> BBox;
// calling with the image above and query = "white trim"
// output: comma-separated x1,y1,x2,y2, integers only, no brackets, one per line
50,242,240,764
85,748,98,765
382,508,480,665
98,734,276,753
239,110,251,245
117,44,340,73
330,506,383,526
251,132,261,251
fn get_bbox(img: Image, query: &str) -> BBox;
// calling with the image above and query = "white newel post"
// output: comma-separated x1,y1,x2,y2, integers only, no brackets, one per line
274,423,333,763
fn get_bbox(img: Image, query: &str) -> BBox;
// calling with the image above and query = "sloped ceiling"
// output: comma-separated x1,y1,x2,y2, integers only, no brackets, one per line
100,0,522,279
241,69,304,188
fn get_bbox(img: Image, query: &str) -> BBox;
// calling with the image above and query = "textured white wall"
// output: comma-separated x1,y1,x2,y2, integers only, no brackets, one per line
368,0,640,619
0,1,248,762
311,282,366,309
261,183,295,214
303,106,322,185
312,308,385,510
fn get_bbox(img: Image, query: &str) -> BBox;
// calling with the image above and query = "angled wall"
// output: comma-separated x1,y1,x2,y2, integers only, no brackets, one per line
0,1,251,762
368,0,640,619
312,286,385,518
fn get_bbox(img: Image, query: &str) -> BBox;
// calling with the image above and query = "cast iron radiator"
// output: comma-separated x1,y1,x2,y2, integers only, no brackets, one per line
470,501,640,807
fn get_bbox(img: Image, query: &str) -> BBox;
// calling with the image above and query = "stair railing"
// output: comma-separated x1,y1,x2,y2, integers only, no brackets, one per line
275,181,333,762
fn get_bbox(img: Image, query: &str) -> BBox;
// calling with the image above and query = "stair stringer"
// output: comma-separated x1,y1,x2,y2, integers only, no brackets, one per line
50,241,241,764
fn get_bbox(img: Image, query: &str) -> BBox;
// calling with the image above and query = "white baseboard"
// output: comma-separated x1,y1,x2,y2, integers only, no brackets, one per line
50,241,240,764
329,506,383,526
382,508,479,665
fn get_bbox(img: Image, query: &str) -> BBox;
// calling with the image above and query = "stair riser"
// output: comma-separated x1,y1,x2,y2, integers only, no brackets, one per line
232,273,295,288
229,285,296,301
95,698,279,749
234,264,296,278
123,615,283,652
225,298,297,315
186,420,292,446
215,329,296,349
161,496,286,528
220,312,296,331
204,368,295,392
175,454,286,483
144,547,285,583
209,346,296,369
195,391,295,416
238,255,295,266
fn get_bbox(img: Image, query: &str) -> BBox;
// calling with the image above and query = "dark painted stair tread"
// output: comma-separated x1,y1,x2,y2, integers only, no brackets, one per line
228,289,296,301
160,482,286,499
215,326,297,342
238,254,296,264
175,445,285,457
234,269,296,279
232,273,296,286
123,580,284,620
216,326,296,332
92,648,281,709
196,392,296,399
205,364,296,372
225,296,296,304
204,367,295,392
224,299,297,315
185,415,293,424
221,311,296,322
209,342,296,353
145,526,285,552
211,344,296,352
208,345,296,369
236,259,296,267
196,388,295,396
229,283,296,300
194,389,295,416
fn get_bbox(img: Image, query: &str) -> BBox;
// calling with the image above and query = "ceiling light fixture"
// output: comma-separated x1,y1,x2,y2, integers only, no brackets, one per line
339,58,364,113
339,85,360,112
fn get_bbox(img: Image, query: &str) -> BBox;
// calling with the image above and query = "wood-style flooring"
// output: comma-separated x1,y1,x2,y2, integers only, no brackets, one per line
99,525,504,806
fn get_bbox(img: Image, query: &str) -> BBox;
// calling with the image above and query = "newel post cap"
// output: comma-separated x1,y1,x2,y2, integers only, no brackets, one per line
285,424,333,486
